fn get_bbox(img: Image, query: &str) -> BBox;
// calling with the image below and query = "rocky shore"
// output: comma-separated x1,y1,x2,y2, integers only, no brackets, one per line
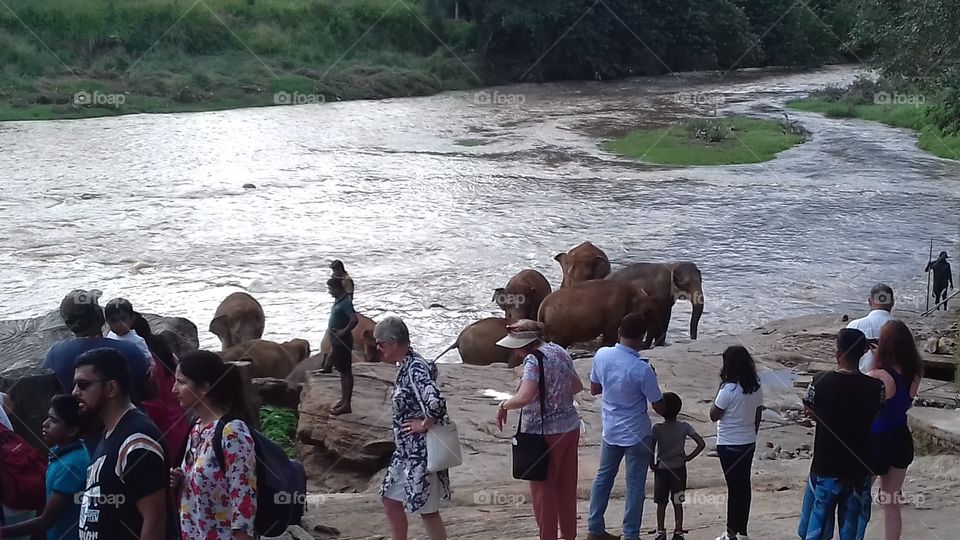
291,308,959,540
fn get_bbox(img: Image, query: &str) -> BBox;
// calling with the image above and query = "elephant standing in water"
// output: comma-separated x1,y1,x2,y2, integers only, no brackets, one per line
209,292,265,350
668,261,704,340
609,261,705,345
554,241,611,287
493,269,552,321
537,280,654,348
434,317,514,366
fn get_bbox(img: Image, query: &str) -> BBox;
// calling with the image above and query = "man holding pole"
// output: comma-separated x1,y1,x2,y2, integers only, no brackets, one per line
925,251,954,310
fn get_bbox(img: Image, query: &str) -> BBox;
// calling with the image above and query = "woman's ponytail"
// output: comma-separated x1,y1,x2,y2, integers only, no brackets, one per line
179,350,252,425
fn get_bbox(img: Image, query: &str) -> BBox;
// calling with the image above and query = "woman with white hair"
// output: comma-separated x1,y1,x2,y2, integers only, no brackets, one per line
375,316,450,540
495,319,584,540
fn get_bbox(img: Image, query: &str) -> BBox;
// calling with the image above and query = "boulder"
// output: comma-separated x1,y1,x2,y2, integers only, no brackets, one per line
0,310,199,447
254,377,302,409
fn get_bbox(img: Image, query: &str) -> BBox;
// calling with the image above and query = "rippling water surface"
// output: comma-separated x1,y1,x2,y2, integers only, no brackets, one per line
1,65,957,359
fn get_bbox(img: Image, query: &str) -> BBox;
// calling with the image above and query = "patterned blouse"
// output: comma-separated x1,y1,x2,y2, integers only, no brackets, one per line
379,350,452,512
519,342,581,435
179,419,257,540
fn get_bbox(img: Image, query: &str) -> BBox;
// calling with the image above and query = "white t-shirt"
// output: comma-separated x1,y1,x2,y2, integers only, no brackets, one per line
846,309,893,372
107,330,152,361
714,382,764,445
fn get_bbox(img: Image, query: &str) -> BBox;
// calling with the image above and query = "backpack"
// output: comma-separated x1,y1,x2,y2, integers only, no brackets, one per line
0,423,47,511
213,417,307,537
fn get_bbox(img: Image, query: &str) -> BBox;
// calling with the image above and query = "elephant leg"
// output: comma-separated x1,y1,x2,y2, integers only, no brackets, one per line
654,304,673,347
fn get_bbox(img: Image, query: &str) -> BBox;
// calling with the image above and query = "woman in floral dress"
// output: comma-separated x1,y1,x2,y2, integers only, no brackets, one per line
170,350,257,540
375,316,450,540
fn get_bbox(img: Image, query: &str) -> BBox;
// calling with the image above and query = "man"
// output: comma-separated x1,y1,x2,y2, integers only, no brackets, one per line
327,277,359,415
925,251,954,309
73,348,167,540
845,283,895,372
587,313,666,540
798,328,885,540
330,259,355,299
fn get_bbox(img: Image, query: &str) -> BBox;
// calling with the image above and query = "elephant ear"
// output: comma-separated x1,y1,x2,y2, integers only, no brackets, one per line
553,252,567,264
593,256,611,279
492,287,506,303
209,315,228,338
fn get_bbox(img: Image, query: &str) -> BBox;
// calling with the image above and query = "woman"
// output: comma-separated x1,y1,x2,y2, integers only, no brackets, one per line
170,350,257,540
0,395,90,540
495,319,583,540
868,320,923,540
709,345,763,540
376,316,450,540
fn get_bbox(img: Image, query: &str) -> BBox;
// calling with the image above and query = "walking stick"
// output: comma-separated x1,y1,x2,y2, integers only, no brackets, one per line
926,238,933,311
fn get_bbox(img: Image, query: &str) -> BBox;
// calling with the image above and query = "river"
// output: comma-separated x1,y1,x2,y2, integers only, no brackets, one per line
0,65,957,360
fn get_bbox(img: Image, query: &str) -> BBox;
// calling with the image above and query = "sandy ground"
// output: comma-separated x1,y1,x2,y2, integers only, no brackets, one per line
292,308,959,540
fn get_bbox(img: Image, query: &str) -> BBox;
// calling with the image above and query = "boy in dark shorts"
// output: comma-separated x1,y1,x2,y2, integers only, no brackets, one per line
327,277,359,415
651,392,706,540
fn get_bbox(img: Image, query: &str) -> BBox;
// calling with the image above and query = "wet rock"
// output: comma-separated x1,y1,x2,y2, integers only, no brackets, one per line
243,183,257,189
254,377,301,409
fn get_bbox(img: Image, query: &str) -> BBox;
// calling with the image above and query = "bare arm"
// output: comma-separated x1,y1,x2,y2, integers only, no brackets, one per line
570,372,584,394
503,378,538,409
0,492,71,537
590,382,602,396
910,375,922,399
341,312,359,336
136,490,167,540
867,369,897,400
754,406,762,433
709,404,725,422
650,399,666,416
687,430,707,462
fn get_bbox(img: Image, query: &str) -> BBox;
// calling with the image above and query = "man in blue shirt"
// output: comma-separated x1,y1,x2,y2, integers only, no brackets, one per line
587,313,666,540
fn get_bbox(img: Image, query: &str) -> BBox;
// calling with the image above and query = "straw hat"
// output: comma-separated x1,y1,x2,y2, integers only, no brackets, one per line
496,319,544,349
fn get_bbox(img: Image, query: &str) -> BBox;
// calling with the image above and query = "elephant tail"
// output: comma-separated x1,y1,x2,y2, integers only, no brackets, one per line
433,338,459,362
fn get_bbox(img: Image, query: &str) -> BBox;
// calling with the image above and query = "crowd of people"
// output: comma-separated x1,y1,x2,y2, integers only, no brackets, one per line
0,268,931,540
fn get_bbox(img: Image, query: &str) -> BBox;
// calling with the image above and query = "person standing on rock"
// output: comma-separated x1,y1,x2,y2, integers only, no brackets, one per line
846,283,895,372
709,346,764,540
925,251,953,309
331,259,355,300
586,312,666,540
327,277,359,415
867,320,923,540
375,316,450,540
798,328,885,540
496,319,583,540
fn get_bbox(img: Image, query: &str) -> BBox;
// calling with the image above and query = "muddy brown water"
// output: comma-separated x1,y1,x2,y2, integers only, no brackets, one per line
0,65,957,360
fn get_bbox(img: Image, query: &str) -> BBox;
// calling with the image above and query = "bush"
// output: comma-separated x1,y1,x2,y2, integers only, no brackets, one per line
259,406,298,458
684,118,730,142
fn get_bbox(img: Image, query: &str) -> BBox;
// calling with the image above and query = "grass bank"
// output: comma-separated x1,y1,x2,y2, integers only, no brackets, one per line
0,0,480,122
605,116,806,166
260,406,298,457
786,77,960,161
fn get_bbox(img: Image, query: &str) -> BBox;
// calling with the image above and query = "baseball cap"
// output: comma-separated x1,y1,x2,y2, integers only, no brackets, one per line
59,289,104,332
104,297,138,322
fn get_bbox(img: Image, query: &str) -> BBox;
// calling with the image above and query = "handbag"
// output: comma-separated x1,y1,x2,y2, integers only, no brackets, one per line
408,360,463,472
511,349,550,481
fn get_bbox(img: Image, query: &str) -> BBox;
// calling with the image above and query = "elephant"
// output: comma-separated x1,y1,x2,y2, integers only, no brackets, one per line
209,292,265,351
493,269,552,321
537,279,653,348
286,313,380,384
554,241,611,287
607,263,678,348
434,317,516,367
668,261,704,340
219,338,311,379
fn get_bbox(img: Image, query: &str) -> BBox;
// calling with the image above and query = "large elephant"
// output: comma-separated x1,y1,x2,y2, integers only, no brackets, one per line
554,241,611,287
434,317,516,366
209,292,265,351
286,313,380,384
493,269,552,321
607,263,677,347
537,280,653,348
668,261,704,340
219,338,311,379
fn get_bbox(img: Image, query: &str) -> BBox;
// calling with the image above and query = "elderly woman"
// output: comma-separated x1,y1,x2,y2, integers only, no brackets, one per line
496,319,584,540
375,316,450,540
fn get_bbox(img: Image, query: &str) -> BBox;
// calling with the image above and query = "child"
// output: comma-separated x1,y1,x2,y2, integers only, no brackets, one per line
0,394,91,540
651,392,706,540
104,297,152,361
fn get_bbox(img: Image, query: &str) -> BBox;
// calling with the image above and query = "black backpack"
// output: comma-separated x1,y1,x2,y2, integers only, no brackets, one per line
213,417,307,536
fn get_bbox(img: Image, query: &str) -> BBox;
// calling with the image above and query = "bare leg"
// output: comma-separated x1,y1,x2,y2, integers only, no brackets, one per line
673,503,684,532
421,512,448,540
656,503,667,531
879,468,908,540
332,372,353,415
382,497,409,540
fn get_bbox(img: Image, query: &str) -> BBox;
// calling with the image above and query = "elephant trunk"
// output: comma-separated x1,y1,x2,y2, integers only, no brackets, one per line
689,292,704,340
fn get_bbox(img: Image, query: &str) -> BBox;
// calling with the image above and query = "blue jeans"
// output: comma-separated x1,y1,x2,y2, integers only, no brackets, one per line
587,437,653,540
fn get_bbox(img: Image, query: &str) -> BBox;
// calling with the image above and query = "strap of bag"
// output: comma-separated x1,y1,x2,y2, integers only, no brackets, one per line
406,358,432,420
516,349,548,436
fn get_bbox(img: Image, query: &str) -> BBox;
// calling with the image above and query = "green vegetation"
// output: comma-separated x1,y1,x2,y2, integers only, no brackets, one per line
788,77,960,160
259,406,298,458
605,117,805,166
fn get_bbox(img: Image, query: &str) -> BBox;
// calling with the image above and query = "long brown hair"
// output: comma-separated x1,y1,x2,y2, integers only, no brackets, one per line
874,320,923,383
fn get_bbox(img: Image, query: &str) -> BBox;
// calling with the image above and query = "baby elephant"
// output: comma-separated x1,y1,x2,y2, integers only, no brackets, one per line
219,338,311,379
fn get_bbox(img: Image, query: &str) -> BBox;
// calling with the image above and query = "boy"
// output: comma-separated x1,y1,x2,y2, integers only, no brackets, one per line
651,392,706,540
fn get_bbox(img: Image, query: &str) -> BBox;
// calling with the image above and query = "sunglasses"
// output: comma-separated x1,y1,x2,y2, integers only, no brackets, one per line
73,379,109,391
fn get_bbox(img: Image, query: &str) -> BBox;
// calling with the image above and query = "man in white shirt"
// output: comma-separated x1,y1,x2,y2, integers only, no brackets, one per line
845,283,895,372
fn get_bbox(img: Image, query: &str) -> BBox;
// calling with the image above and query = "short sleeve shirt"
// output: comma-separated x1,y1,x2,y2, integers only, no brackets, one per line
714,382,763,445
520,342,581,435
106,330,153,361
846,309,894,372
590,344,663,446
652,421,699,470
328,295,356,332
47,442,91,540
78,408,167,540
44,338,150,399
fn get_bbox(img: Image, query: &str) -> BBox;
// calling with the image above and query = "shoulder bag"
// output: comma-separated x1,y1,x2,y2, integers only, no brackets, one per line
408,360,462,472
511,349,550,481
